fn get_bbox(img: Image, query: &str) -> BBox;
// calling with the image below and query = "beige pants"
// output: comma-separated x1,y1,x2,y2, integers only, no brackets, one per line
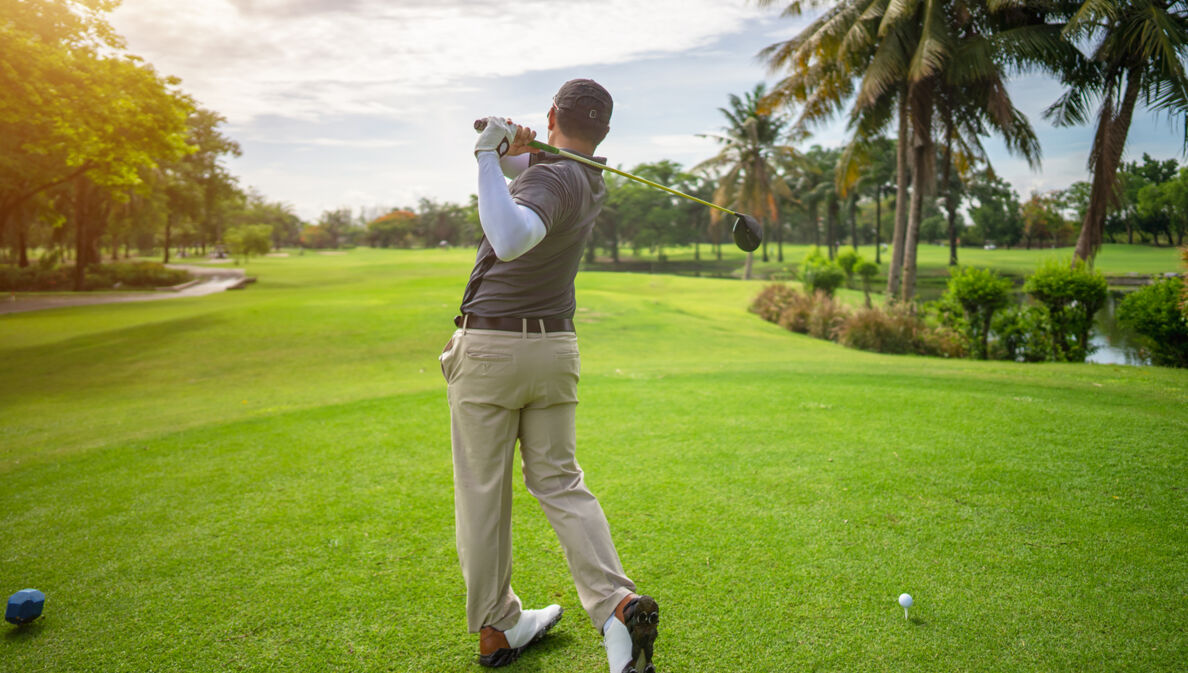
441,323,635,633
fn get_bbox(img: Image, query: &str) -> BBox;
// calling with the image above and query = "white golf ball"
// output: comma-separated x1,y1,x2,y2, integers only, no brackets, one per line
898,593,913,608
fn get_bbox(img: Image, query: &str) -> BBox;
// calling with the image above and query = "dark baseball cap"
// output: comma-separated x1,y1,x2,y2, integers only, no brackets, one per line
553,79,612,128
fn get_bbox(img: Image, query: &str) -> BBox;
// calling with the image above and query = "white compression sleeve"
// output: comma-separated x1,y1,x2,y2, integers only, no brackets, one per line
499,153,531,179
477,151,546,261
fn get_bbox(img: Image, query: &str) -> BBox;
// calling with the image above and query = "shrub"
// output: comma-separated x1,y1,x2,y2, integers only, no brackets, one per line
0,262,189,291
750,283,799,323
225,224,273,263
1117,276,1188,368
85,262,189,289
1023,259,1108,362
1181,248,1188,318
777,290,817,334
990,305,1054,363
916,324,968,359
807,291,849,341
837,306,918,354
802,250,846,297
855,260,879,307
0,265,69,291
836,304,966,357
836,249,861,286
945,267,1014,359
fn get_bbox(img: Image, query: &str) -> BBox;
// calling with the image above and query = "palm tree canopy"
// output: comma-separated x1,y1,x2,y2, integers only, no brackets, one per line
1044,0,1188,147
694,84,798,222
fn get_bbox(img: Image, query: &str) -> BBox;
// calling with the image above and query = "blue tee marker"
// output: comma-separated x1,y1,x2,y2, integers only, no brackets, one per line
6,589,45,625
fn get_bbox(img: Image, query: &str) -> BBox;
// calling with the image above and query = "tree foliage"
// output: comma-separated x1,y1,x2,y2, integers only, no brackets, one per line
1117,275,1188,367
946,266,1014,359
1023,258,1109,362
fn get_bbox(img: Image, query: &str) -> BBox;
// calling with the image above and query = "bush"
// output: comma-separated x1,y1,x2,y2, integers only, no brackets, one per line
836,249,861,286
225,224,273,263
945,267,1013,359
990,305,1054,363
1023,259,1108,362
85,262,190,289
0,262,189,291
807,291,849,341
837,306,918,354
750,284,799,323
855,260,879,307
1181,248,1188,318
0,265,70,291
836,304,966,357
802,250,846,296
1117,276,1188,368
777,290,817,334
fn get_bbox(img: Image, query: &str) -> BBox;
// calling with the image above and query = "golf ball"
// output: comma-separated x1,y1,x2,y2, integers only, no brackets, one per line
898,593,913,608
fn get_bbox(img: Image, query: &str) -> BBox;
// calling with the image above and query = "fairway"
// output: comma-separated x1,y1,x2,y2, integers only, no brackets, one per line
2,248,1186,672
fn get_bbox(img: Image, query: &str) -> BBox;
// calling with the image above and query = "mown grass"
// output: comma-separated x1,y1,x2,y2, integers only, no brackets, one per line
588,243,1183,296
2,248,1186,672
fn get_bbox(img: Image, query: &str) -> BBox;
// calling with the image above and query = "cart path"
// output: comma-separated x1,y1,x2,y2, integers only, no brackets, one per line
0,265,247,315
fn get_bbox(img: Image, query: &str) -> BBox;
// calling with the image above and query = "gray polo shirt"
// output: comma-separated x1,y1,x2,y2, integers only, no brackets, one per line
460,150,607,320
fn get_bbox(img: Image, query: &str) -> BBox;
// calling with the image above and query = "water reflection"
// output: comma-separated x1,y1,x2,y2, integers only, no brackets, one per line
1087,290,1150,366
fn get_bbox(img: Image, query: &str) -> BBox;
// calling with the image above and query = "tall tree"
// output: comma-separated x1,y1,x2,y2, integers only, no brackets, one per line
1,0,192,286
1044,0,1188,264
187,109,242,251
760,0,1051,301
695,84,797,280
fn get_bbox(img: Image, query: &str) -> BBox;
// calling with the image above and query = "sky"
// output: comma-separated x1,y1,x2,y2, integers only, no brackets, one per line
108,0,1186,222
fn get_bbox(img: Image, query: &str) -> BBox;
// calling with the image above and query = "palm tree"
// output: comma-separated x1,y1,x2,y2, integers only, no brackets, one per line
760,0,1053,301
837,136,896,263
1039,0,1188,265
695,84,797,279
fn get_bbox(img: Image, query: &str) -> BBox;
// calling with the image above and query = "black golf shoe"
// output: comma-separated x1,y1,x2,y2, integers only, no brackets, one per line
616,594,659,673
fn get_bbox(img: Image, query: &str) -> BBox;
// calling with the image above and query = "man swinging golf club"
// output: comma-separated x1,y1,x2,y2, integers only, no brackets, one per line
440,79,659,673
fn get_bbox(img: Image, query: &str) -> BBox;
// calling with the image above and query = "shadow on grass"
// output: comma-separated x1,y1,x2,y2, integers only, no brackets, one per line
5,621,46,642
479,630,577,672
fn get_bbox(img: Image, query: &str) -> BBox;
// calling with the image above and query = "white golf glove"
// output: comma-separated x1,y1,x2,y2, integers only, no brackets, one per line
474,116,518,158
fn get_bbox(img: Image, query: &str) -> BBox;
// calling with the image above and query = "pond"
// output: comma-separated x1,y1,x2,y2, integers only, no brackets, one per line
915,285,1150,366
1086,290,1149,366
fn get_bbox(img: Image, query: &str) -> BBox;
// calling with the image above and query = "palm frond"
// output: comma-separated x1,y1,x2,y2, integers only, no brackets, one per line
908,0,952,82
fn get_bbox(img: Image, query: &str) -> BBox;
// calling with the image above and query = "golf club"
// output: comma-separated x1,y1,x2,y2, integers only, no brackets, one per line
474,119,762,252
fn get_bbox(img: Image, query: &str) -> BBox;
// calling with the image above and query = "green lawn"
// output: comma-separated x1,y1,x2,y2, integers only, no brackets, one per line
2,248,1186,672
590,243,1183,295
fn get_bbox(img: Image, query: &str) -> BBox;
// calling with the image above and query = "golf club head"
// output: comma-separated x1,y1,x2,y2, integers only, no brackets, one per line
732,214,762,252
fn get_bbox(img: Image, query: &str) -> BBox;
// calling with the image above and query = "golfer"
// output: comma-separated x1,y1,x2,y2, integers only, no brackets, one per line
439,79,659,673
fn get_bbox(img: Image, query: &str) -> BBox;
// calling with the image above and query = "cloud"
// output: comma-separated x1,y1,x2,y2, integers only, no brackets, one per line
110,0,764,123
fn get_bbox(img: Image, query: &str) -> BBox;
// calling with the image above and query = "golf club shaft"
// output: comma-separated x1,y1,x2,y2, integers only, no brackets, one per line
474,119,737,218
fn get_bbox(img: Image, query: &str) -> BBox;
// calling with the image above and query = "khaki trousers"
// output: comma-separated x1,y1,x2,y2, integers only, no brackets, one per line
441,323,634,633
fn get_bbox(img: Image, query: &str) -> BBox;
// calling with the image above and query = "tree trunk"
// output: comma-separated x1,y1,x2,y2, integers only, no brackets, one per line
827,198,839,260
875,186,883,265
810,201,820,249
1074,67,1142,266
164,213,173,265
887,90,910,301
777,217,784,262
944,111,958,267
850,195,858,251
17,219,29,268
742,251,753,280
73,177,88,291
901,81,933,303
